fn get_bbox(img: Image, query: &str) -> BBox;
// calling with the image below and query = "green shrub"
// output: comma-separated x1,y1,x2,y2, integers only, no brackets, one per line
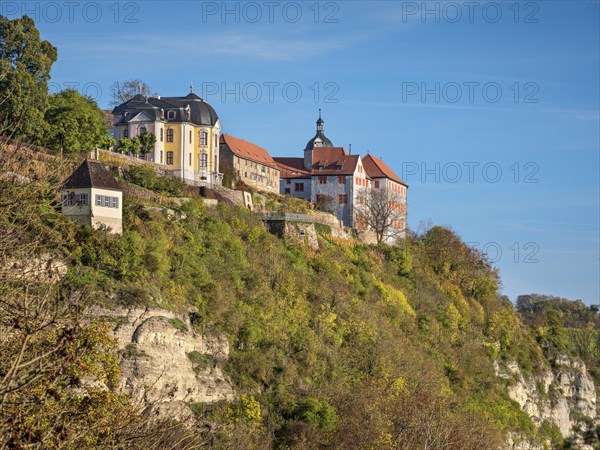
294,398,339,432
123,165,186,196
169,318,188,332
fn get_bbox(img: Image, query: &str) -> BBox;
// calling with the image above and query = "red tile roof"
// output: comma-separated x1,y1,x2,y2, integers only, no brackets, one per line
273,157,311,179
221,134,280,170
362,154,407,187
312,147,360,175
275,147,363,178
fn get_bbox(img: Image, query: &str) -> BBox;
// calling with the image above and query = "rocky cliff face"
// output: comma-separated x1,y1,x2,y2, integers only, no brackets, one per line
89,306,235,420
497,355,597,449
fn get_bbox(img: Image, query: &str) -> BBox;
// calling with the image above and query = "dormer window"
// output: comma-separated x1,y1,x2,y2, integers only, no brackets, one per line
336,164,342,171
167,111,175,120
318,165,324,171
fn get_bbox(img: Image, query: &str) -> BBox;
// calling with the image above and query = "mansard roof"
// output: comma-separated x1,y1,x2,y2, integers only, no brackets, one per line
63,159,122,191
362,154,407,187
220,134,279,170
112,93,219,127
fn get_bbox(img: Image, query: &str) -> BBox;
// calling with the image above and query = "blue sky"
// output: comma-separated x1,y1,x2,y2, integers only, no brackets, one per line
8,1,599,304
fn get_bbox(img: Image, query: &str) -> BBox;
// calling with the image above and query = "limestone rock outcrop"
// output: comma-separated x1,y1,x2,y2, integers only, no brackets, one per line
89,306,235,415
497,355,597,449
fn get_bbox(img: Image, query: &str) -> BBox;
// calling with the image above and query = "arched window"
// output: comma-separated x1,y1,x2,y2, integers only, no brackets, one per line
166,129,174,142
200,153,207,168
139,126,147,134
167,110,175,120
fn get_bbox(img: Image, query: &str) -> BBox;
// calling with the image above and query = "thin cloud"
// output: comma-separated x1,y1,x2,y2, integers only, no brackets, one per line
341,100,600,121
60,31,355,62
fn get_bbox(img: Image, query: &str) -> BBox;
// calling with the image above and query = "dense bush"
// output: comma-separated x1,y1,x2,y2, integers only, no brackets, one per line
122,165,186,196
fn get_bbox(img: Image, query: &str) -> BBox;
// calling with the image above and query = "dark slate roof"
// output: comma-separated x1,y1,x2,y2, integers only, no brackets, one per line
161,95,219,126
305,131,334,151
111,93,219,126
63,160,122,191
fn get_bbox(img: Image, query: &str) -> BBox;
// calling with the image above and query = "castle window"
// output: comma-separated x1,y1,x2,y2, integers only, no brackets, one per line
78,193,88,206
199,131,207,146
200,153,207,168
160,151,163,164
63,192,74,206
189,153,192,166
338,176,346,184
166,129,174,142
338,194,348,204
374,180,380,188
189,130,192,143
95,195,119,208
123,129,129,138
167,111,175,120
140,126,147,134
160,128,164,142
318,176,327,184
166,151,174,165
295,182,304,192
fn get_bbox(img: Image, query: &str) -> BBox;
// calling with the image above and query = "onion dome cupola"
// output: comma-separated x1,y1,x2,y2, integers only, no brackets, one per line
305,109,334,150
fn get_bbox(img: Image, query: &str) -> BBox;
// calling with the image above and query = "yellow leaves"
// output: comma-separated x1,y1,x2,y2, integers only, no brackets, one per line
67,319,120,386
390,376,408,397
236,394,262,426
370,432,394,450
375,281,416,320
470,298,485,325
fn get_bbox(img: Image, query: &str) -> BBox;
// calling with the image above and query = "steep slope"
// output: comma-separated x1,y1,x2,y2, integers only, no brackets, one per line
1,154,597,449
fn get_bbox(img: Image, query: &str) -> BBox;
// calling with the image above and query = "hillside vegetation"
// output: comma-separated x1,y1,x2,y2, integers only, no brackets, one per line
0,150,597,449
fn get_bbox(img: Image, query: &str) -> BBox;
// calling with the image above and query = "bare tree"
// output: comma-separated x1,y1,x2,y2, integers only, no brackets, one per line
110,79,154,107
356,187,406,244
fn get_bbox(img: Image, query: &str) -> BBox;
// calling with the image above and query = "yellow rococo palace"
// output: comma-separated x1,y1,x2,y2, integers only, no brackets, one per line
112,89,222,186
